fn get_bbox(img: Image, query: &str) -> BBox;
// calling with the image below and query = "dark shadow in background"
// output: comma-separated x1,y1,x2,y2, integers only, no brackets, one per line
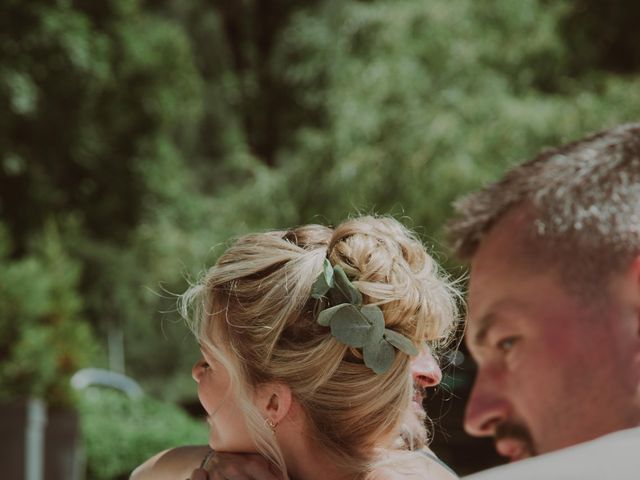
425,344,505,476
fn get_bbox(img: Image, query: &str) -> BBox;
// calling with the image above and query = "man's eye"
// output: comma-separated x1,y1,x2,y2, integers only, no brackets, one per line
497,337,518,353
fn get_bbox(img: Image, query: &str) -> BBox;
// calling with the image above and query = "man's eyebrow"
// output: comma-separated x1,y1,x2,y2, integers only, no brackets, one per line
468,300,529,348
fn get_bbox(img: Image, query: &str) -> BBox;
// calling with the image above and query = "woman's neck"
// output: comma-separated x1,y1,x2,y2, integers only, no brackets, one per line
276,418,360,480
284,448,357,480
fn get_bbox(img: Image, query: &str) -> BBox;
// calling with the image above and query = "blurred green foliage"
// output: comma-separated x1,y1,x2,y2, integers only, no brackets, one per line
1,0,640,475
0,0,206,403
78,388,208,480
0,221,99,407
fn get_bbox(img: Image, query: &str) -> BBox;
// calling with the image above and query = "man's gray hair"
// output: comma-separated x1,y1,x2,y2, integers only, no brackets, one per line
448,123,640,281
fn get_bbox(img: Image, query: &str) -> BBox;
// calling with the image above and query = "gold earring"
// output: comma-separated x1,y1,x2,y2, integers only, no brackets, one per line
265,417,277,432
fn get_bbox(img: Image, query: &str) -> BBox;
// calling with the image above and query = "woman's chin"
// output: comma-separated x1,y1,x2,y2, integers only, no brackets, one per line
207,426,222,450
208,437,226,451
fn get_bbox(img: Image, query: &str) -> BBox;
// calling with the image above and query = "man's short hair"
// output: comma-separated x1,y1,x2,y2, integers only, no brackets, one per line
447,123,640,288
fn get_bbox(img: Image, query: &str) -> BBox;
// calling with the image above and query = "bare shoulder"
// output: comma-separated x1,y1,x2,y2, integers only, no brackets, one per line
130,445,211,480
371,449,458,480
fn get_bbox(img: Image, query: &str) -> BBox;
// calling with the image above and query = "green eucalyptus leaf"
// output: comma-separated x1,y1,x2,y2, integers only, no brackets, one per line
317,303,349,326
323,258,335,286
310,276,330,299
329,266,363,306
363,337,395,374
330,305,371,347
360,304,384,343
311,259,334,299
383,329,419,356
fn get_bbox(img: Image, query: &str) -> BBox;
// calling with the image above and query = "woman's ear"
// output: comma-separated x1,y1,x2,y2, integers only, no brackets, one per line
256,382,293,426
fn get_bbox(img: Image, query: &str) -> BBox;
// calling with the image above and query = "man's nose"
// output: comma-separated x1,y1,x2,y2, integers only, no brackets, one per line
464,368,510,437
411,346,442,388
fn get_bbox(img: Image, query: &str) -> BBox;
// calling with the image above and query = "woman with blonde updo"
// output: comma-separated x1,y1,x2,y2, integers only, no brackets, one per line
132,216,460,480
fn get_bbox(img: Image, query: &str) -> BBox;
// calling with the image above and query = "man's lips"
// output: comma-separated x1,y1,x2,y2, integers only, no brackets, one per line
493,421,536,461
495,438,531,462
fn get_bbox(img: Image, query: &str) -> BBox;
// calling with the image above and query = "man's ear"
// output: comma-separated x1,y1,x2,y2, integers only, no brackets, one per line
628,255,640,338
626,256,640,390
255,382,293,426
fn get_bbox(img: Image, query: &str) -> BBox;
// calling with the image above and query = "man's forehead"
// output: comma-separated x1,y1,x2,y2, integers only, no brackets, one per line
472,208,540,266
467,207,559,312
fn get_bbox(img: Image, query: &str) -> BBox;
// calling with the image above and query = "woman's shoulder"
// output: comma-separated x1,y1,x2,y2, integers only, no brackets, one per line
130,445,211,480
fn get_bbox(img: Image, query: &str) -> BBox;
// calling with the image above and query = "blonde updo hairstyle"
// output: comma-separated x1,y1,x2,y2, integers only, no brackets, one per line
181,216,458,478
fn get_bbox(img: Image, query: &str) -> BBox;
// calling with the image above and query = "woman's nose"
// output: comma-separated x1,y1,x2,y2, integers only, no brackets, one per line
411,346,442,388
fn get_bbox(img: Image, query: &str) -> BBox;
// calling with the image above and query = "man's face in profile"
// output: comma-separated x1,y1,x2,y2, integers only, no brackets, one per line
462,210,637,461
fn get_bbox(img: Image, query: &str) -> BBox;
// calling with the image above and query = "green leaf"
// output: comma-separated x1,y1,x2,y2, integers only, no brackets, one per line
311,259,334,299
384,329,418,356
317,303,349,326
323,258,334,285
363,337,395,374
328,266,363,306
330,305,372,347
360,304,384,343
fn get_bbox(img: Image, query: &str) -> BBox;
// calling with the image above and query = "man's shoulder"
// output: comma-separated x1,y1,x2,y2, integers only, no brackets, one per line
462,427,640,480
